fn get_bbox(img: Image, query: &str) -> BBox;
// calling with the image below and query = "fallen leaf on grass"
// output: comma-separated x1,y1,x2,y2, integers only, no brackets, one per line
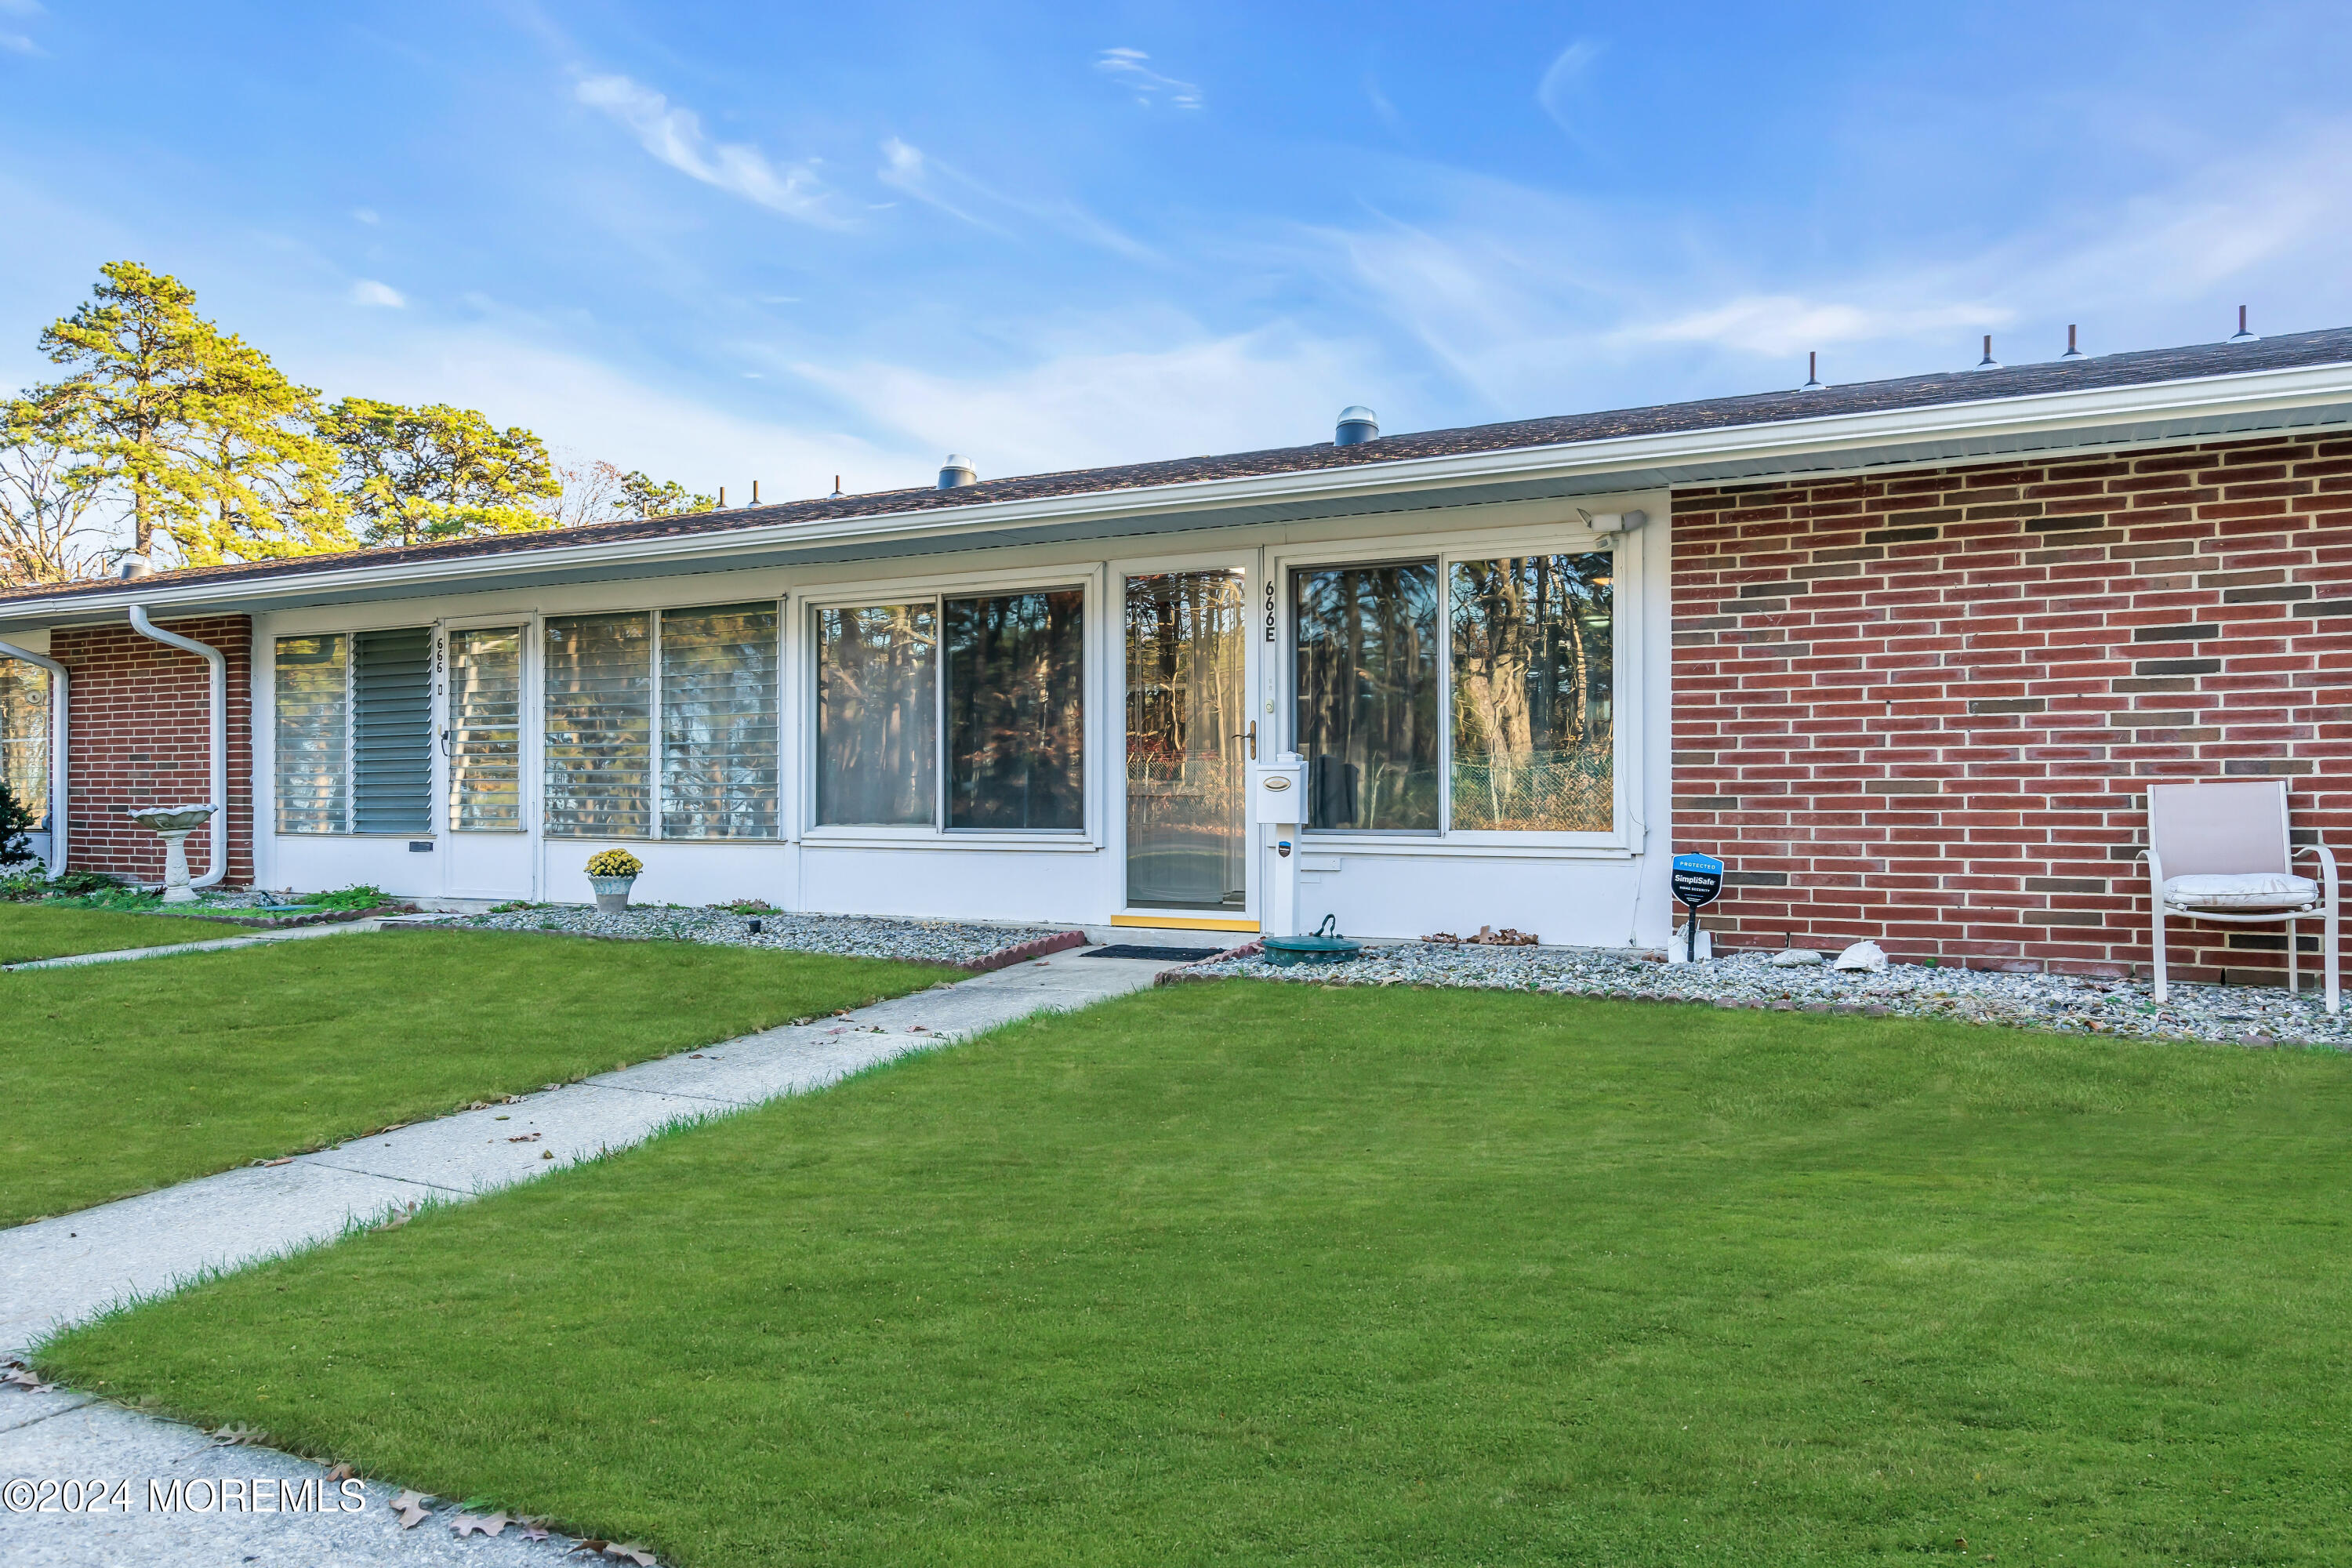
451,1511,509,1537
520,1519,550,1541
466,1101,495,1112
543,1082,561,1091
372,1202,419,1232
212,1422,268,1446
390,1489,433,1528
324,1463,354,1482
572,1544,659,1566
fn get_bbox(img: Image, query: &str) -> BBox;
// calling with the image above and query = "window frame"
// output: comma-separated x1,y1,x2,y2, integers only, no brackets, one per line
270,626,443,840
1269,511,1643,855
793,564,1103,851
443,617,532,836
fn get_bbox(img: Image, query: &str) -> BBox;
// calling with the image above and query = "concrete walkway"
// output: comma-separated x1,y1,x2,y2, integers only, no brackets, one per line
2,912,399,972
1,943,1185,1566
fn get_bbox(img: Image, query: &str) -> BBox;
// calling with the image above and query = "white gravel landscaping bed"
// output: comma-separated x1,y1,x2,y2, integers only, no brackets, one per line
431,905,1078,969
1184,942,2352,1050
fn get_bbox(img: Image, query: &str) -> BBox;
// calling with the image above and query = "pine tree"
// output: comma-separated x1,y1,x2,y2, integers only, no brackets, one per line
28,262,347,564
321,399,562,547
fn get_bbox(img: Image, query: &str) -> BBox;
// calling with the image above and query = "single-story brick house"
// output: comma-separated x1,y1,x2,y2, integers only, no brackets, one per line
2,328,2348,983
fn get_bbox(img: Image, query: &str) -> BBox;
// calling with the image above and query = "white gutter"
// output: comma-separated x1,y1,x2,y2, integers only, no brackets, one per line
125,607,227,890
0,637,67,872
9,354,2352,622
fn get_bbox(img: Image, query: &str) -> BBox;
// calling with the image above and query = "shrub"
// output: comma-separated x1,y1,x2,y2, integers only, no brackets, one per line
0,776,36,872
298,884,393,912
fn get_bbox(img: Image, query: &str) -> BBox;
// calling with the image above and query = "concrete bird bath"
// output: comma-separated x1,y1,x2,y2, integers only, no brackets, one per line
129,804,217,903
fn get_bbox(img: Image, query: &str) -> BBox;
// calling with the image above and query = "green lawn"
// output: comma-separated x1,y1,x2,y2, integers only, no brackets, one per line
40,983,2352,1564
0,930,954,1226
0,902,195,964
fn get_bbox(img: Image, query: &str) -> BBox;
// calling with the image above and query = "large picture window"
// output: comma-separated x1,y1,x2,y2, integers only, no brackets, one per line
816,604,937,826
1294,561,1440,832
544,612,652,839
2,661,53,829
811,586,1086,834
946,589,1086,831
1288,543,1620,839
1449,554,1613,832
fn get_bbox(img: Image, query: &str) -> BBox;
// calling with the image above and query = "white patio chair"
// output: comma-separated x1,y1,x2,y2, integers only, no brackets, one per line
2143,779,2339,1013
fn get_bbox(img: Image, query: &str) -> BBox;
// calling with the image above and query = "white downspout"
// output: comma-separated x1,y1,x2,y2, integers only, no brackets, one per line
126,606,228,889
0,637,67,873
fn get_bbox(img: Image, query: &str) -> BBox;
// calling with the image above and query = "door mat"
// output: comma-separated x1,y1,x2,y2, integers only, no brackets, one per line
1083,943,1224,962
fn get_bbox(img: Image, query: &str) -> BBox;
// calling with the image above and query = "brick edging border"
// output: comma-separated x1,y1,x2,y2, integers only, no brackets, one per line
967,929,1090,973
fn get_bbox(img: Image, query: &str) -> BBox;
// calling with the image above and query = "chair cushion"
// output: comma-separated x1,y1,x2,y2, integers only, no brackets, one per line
2163,872,2321,911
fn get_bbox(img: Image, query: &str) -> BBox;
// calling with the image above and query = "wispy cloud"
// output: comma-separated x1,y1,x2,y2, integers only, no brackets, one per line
575,73,846,228
1095,47,1201,111
0,0,42,53
876,137,997,231
349,279,406,308
1536,40,1603,140
794,316,1370,476
876,135,1156,260
1634,296,2009,358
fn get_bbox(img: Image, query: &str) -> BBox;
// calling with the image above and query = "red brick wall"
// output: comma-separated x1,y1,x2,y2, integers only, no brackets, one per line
53,615,254,887
1671,433,2352,983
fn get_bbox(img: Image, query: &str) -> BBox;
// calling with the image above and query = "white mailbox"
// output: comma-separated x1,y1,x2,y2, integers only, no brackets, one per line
1250,757,1307,825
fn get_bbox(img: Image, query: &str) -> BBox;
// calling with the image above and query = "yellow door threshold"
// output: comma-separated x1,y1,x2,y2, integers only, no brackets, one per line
1110,914,1261,933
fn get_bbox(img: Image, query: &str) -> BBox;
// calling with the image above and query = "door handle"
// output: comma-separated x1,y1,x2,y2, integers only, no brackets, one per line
1232,720,1257,761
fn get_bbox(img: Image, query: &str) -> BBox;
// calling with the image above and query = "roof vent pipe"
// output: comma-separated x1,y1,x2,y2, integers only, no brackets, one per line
2062,324,2084,359
117,554,152,579
125,606,227,891
1975,335,2001,371
1334,406,1379,446
0,638,67,873
938,455,978,489
2230,305,2258,343
1799,351,1824,391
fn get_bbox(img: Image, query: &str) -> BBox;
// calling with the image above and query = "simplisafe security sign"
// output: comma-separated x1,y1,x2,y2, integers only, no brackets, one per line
1670,853,1725,909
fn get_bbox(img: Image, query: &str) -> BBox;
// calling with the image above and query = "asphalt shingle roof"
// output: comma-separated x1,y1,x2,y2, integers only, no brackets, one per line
9,325,2352,608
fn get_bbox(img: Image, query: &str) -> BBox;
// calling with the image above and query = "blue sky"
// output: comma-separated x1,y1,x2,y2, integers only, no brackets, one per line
4,1,2350,499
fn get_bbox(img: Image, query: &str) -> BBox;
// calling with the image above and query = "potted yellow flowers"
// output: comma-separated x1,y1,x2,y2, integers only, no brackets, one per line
585,849,644,913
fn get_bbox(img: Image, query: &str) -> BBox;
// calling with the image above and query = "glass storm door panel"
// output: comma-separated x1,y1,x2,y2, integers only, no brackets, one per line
1124,570,1247,910
448,627,524,831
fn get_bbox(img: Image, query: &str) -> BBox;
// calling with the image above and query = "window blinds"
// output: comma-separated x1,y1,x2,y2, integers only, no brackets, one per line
273,634,347,834
448,627,524,832
544,612,652,838
351,628,435,834
660,604,779,839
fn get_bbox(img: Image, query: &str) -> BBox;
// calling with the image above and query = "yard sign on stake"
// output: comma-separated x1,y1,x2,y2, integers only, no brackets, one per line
1671,852,1724,964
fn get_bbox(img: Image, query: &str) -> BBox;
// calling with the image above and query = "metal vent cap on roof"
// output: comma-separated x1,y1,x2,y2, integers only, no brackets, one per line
937,455,978,489
1334,405,1379,445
